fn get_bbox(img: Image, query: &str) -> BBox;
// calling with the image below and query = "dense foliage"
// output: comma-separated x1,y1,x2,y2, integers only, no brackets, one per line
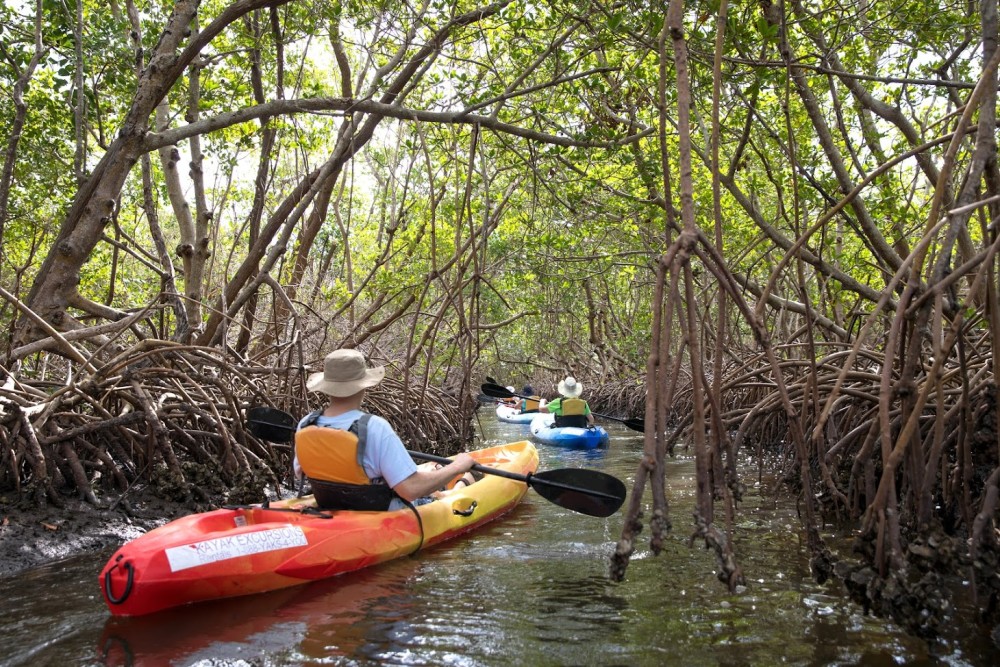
1,0,999,641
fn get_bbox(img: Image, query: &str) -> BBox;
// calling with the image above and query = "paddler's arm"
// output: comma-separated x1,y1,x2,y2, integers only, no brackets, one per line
393,452,476,501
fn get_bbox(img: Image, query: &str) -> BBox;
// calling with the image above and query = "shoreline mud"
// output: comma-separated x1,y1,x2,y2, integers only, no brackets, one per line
0,493,183,579
0,482,294,579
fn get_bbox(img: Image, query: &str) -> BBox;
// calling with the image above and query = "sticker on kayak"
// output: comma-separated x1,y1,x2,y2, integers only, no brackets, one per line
165,525,308,572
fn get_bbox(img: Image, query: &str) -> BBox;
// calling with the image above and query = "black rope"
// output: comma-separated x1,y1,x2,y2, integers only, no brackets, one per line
219,504,334,518
404,498,425,555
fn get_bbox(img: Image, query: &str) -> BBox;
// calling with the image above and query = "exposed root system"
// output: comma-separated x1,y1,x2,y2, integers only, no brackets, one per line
0,341,472,514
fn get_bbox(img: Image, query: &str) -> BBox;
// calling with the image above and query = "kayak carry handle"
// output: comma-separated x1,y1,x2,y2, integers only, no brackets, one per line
452,500,478,517
103,556,134,605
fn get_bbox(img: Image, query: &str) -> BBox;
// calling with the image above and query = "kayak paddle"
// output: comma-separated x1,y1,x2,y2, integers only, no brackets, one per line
247,406,297,441
246,407,627,517
480,382,645,433
405,450,625,518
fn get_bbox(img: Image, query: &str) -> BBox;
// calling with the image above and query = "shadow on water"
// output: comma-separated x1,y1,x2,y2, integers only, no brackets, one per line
0,415,998,665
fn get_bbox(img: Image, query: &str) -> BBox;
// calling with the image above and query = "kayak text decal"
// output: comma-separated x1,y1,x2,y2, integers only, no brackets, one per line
165,525,308,572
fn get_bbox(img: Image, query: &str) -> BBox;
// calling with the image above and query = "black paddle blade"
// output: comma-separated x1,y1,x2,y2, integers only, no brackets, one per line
246,407,296,443
481,382,519,399
622,418,645,433
485,376,498,385
592,412,645,433
527,468,627,518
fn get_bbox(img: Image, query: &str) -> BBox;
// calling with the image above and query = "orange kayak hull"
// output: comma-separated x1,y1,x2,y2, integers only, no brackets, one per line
99,441,538,616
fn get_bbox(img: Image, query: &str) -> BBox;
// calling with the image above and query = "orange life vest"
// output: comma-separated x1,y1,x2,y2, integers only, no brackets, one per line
296,425,370,484
295,414,397,510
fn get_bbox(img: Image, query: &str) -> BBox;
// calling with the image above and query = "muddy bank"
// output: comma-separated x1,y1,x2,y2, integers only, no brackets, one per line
0,475,302,579
0,492,196,579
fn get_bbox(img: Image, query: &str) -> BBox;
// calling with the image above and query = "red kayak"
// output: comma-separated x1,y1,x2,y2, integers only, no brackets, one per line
100,441,538,616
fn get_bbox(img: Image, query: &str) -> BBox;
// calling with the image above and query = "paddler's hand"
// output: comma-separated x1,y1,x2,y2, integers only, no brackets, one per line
395,452,478,501
451,452,475,474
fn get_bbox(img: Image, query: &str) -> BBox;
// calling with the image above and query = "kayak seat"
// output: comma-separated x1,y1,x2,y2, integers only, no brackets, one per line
309,477,397,511
554,414,588,428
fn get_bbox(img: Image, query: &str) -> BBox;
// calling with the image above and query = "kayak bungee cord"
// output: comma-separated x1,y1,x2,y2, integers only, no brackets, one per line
221,503,335,518
404,498,425,556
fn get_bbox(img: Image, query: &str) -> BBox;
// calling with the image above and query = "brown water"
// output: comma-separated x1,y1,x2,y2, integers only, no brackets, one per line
1,418,997,666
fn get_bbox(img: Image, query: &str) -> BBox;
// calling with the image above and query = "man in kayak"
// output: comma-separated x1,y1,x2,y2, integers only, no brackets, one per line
292,349,476,510
539,376,595,428
519,384,542,414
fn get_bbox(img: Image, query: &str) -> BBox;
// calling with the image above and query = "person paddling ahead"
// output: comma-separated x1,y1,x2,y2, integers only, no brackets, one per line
519,384,542,413
539,376,595,428
292,349,475,510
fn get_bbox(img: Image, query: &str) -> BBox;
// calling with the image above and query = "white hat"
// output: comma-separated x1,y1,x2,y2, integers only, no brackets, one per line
557,376,582,398
307,349,385,397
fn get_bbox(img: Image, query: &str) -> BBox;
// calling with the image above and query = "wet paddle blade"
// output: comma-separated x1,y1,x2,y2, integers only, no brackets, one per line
481,382,520,399
622,418,645,432
410,451,625,518
527,468,627,518
246,407,297,443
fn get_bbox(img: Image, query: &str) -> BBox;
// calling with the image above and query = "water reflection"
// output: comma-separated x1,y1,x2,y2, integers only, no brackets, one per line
99,560,426,666
533,443,610,465
530,571,628,638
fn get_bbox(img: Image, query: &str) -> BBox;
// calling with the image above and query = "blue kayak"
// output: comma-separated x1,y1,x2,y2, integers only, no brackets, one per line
495,404,539,424
529,414,610,449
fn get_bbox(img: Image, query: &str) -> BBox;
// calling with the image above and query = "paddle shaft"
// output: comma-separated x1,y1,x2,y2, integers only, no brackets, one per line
406,450,623,502
592,411,628,422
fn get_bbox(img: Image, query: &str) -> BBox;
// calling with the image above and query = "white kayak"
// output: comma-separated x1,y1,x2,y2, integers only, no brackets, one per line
495,404,539,424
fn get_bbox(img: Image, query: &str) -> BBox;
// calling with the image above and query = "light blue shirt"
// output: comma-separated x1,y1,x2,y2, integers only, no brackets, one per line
292,410,417,489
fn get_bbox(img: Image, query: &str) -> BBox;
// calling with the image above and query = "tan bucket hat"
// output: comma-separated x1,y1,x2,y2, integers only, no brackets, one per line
557,376,583,398
307,349,385,397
